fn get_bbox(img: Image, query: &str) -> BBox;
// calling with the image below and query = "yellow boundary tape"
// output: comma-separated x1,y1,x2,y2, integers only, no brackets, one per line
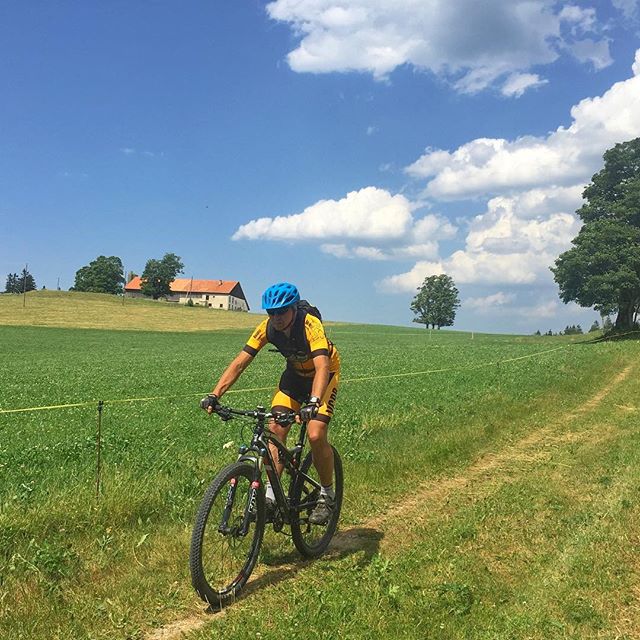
0,343,576,416
1,331,637,416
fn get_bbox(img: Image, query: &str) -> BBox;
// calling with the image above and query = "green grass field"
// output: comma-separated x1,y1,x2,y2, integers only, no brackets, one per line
1,292,638,639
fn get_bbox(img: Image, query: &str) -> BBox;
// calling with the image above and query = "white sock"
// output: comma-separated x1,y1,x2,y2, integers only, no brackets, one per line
321,485,335,501
265,484,275,502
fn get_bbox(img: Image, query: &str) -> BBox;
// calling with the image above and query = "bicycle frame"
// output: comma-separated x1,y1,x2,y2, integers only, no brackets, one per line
217,406,322,533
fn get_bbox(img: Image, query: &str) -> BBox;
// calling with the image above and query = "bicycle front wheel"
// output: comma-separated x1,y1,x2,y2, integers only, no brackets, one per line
290,446,343,558
189,461,265,607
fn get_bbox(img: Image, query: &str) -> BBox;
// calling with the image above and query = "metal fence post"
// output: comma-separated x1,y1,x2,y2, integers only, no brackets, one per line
95,400,104,502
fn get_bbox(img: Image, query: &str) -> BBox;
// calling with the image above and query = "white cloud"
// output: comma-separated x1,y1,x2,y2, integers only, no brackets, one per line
120,147,136,155
406,53,640,199
233,188,458,262
379,248,548,292
232,187,414,242
377,260,444,292
634,49,640,76
466,292,516,311
501,73,548,98
465,195,581,255
266,0,611,93
411,213,458,241
379,185,582,292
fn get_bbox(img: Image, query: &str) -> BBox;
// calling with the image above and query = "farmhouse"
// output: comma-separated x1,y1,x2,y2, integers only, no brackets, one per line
124,277,250,311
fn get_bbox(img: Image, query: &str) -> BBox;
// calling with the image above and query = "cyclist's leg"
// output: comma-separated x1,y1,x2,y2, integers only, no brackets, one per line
307,418,334,486
267,403,293,477
269,369,304,476
307,372,339,486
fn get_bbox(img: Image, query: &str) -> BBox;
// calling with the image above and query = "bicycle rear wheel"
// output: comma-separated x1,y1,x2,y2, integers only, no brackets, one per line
290,446,343,558
189,461,265,607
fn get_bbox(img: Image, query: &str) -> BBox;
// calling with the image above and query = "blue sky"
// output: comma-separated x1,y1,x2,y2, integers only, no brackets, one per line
2,1,640,333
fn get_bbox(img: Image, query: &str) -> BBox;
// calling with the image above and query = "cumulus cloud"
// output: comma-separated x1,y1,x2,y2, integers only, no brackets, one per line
233,187,414,242
406,54,640,199
378,247,550,292
465,195,581,255
266,0,611,94
381,55,640,292
233,187,458,260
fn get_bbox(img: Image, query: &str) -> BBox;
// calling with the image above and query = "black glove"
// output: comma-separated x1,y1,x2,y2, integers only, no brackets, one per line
300,397,321,422
200,394,220,413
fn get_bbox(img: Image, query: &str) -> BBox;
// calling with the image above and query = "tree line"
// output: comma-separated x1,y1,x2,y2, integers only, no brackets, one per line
4,253,184,299
68,252,184,299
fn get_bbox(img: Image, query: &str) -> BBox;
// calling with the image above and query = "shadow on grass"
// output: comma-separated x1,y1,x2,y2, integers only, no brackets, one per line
571,329,640,345
205,526,383,615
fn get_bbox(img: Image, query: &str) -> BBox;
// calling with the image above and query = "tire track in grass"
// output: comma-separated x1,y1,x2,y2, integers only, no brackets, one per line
360,363,633,552
146,363,634,640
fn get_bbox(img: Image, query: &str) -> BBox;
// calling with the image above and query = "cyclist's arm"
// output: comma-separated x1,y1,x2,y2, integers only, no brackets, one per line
310,353,330,400
211,350,254,399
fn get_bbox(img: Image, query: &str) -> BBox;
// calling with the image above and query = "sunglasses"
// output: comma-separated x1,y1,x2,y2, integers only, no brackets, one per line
267,307,291,317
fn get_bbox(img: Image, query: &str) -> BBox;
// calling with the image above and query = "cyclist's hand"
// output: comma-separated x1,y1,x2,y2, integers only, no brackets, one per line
299,400,320,422
200,394,220,414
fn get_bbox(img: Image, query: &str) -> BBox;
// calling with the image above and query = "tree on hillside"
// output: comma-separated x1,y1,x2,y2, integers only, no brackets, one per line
5,273,19,293
563,324,583,335
20,268,36,292
5,268,36,293
410,274,461,329
140,253,184,299
552,138,640,331
71,256,124,294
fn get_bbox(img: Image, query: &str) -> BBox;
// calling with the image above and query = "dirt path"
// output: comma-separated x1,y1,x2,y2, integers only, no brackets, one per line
147,363,634,640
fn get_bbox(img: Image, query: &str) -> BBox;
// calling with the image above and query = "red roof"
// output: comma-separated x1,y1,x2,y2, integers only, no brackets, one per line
125,277,241,295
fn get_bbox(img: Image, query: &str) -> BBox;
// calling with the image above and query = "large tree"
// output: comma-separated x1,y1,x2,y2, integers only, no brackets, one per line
411,274,461,329
72,255,124,294
140,253,184,299
552,138,640,331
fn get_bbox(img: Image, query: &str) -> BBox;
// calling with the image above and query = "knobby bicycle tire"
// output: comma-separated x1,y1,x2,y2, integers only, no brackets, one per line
290,446,343,558
189,461,265,607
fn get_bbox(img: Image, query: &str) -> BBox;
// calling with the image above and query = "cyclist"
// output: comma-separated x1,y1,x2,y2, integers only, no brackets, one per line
201,282,340,525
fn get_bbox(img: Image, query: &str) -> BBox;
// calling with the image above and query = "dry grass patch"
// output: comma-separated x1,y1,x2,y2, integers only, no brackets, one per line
0,290,264,332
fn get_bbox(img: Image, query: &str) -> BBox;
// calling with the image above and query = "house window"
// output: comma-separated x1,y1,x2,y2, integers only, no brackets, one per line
205,295,209,301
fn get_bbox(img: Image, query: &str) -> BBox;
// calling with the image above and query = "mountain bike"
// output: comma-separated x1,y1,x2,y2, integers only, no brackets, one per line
189,403,344,608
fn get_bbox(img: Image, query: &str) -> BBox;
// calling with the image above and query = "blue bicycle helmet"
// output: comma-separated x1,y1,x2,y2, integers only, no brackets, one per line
261,282,300,310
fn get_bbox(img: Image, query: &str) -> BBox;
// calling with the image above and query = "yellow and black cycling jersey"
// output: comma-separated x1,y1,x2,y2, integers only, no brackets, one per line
243,311,340,378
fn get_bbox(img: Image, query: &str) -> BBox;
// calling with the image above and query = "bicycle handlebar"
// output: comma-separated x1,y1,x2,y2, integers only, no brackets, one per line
212,404,298,426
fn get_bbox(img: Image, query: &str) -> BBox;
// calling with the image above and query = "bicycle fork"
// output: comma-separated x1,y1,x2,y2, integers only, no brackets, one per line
218,461,263,537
